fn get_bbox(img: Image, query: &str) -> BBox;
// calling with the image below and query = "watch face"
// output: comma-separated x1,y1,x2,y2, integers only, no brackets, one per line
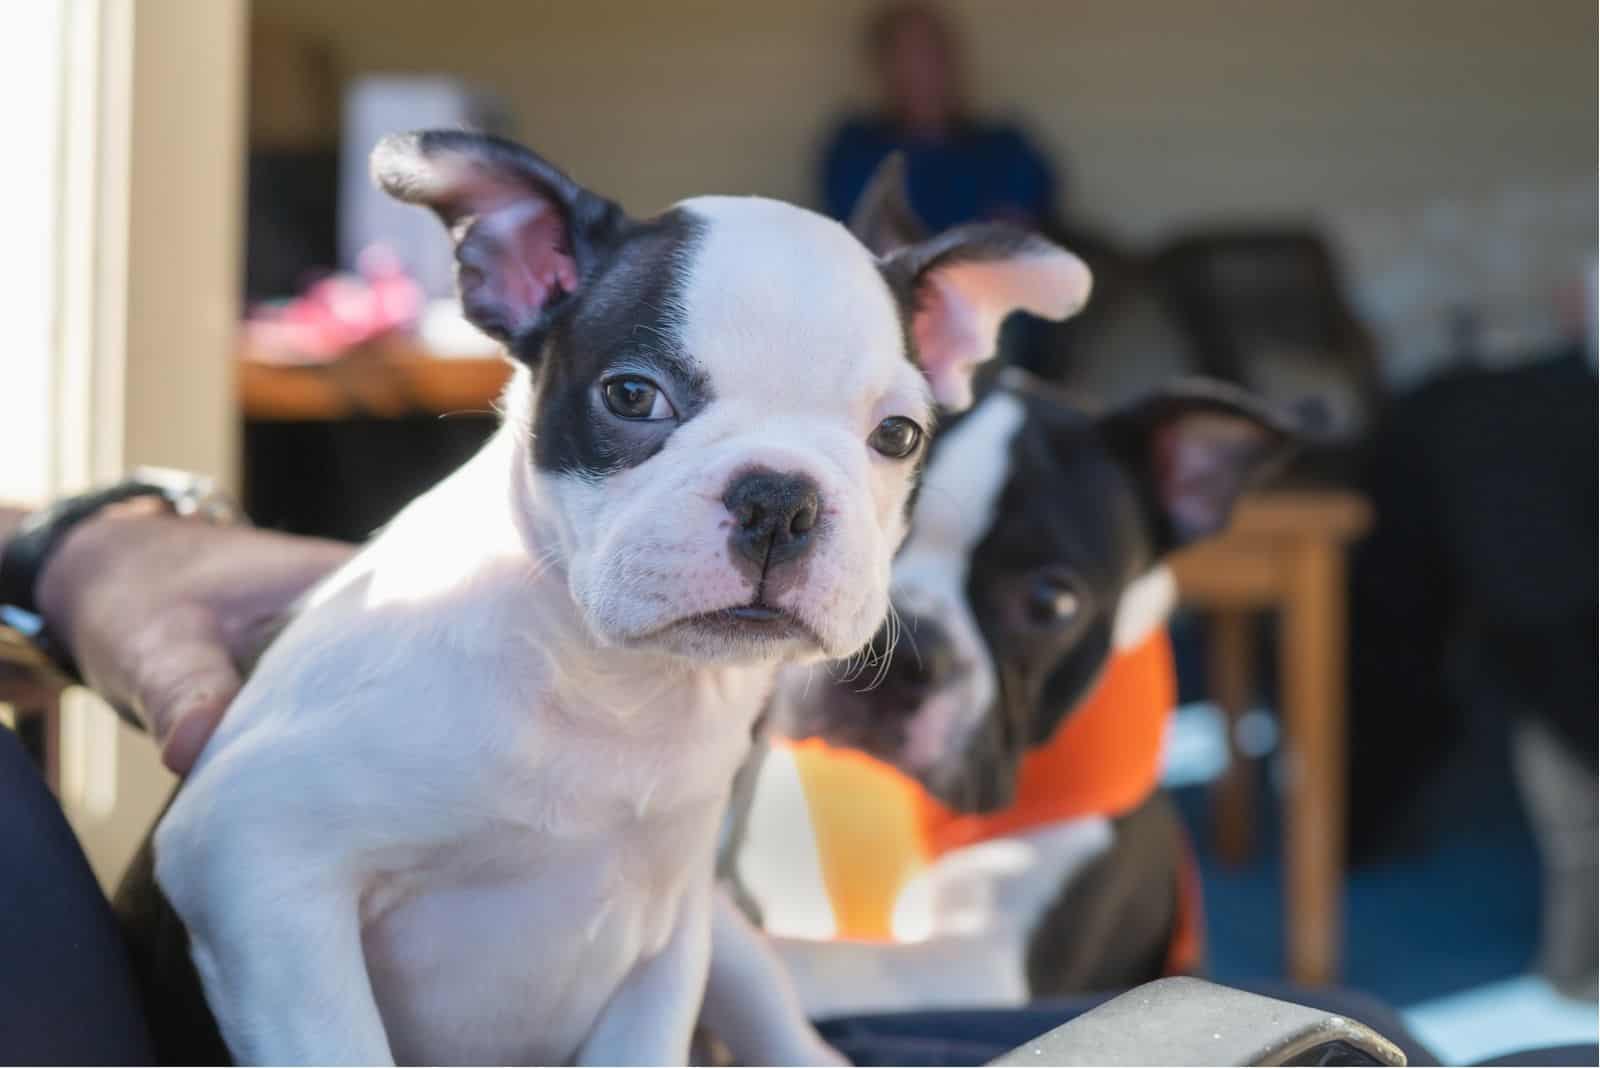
0,604,44,640
130,467,243,525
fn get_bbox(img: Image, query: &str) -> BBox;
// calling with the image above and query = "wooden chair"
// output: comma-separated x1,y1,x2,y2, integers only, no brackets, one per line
1151,227,1383,485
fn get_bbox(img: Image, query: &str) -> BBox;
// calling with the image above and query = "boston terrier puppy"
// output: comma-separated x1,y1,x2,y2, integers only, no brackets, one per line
131,134,1090,1065
737,369,1295,1015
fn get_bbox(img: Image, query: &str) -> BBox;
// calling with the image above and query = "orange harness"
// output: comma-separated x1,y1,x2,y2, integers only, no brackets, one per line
776,629,1203,974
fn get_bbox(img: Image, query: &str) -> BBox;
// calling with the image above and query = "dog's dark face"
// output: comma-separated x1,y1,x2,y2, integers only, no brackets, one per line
777,373,1293,809
374,134,1090,664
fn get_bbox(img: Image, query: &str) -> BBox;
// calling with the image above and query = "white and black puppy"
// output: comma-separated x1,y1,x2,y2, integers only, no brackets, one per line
131,133,1090,1065
741,371,1295,1015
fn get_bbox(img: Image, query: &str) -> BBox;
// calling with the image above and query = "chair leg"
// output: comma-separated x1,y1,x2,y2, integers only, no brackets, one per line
1281,542,1346,986
1513,720,1599,999
12,695,63,796
1209,609,1257,865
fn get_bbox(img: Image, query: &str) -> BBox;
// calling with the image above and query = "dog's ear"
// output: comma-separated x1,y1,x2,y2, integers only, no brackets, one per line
884,225,1091,411
372,130,626,354
849,153,930,257
1100,380,1298,552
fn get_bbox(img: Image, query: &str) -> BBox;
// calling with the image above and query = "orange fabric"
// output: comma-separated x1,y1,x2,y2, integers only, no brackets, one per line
916,630,1178,856
775,630,1190,957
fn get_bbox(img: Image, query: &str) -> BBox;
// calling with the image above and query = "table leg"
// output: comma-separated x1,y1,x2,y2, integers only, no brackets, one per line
1210,609,1258,864
1281,542,1347,985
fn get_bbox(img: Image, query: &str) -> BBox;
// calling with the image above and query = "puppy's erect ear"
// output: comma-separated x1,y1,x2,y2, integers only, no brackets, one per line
849,153,930,257
1100,380,1298,552
884,225,1092,411
372,130,625,353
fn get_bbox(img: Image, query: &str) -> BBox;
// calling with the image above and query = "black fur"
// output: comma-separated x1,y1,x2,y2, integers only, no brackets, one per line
529,208,710,480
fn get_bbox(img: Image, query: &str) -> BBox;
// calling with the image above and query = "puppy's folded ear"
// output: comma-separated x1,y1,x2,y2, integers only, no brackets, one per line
882,222,1092,412
372,130,626,355
1101,380,1299,551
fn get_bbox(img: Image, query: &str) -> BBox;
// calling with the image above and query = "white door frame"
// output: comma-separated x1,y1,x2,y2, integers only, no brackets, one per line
2,0,249,886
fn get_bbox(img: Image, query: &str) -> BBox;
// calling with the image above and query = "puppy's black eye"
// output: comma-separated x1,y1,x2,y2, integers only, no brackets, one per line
1027,574,1081,626
869,416,923,459
601,375,674,421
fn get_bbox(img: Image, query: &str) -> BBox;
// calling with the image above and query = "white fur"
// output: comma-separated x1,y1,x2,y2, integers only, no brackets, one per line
879,390,1026,776
155,196,929,1065
769,820,1113,1016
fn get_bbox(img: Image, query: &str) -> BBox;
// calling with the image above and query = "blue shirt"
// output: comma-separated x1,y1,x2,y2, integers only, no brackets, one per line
821,117,1057,232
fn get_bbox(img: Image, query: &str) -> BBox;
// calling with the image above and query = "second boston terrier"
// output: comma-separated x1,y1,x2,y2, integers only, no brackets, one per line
737,369,1295,1015
130,134,1091,1065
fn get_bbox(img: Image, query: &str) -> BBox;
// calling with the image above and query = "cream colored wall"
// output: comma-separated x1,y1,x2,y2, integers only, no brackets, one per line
123,0,248,485
255,0,1590,221
254,0,1595,379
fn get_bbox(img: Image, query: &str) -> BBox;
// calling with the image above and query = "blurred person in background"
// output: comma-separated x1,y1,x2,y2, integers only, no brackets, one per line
821,1,1058,233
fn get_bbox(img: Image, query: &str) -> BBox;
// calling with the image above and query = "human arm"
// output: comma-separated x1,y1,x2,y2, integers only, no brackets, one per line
11,500,351,772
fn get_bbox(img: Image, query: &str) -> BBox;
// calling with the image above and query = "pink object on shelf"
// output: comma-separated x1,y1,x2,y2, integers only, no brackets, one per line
244,245,425,364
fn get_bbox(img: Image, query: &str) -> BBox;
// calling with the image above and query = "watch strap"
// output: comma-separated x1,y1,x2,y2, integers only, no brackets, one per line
0,481,169,614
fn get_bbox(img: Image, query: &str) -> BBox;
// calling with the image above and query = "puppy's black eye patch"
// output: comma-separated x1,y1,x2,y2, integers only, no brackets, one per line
531,208,710,479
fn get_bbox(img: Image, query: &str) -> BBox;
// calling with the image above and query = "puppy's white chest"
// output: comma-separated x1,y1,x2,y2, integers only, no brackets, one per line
362,813,713,1066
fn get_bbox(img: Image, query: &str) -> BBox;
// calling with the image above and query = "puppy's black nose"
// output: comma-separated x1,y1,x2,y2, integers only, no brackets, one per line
878,617,959,703
723,469,821,570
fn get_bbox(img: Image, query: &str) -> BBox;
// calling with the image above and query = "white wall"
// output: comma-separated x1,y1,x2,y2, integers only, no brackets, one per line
256,0,1595,379
0,4,65,503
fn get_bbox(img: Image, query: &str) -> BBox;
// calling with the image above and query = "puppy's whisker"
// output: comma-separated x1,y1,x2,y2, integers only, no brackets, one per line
837,642,874,686
859,603,902,693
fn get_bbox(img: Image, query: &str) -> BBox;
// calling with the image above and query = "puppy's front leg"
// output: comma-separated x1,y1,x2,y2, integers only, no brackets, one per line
703,887,848,1066
157,778,392,1065
578,872,713,1067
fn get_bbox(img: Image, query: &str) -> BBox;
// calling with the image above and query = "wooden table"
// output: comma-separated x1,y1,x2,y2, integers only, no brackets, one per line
1169,491,1372,986
239,335,510,421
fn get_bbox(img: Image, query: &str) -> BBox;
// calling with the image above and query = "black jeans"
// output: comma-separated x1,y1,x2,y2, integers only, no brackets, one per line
1,724,154,1063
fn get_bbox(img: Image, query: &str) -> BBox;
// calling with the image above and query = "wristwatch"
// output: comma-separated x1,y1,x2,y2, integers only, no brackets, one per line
0,468,241,680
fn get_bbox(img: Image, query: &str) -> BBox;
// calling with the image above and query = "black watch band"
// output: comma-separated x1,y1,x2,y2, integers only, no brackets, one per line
0,481,169,614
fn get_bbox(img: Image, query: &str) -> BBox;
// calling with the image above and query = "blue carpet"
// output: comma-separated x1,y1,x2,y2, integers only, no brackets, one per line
1170,719,1542,1009
1166,607,1547,1009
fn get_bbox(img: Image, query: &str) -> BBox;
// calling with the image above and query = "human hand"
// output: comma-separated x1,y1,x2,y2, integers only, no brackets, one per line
34,501,352,773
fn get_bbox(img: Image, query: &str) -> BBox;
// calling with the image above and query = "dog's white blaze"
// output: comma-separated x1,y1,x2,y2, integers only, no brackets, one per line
892,391,1026,763
1113,565,1177,650
677,196,909,413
